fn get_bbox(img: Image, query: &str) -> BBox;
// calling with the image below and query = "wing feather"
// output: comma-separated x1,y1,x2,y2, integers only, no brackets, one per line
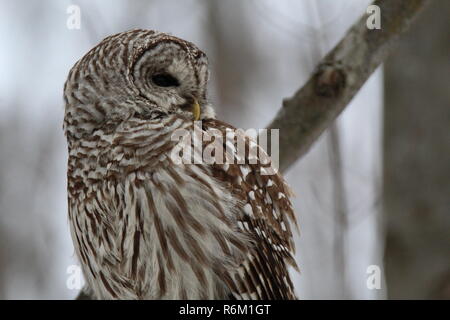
203,119,298,300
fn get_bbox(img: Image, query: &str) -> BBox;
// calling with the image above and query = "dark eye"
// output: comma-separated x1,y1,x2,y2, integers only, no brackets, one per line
152,73,180,87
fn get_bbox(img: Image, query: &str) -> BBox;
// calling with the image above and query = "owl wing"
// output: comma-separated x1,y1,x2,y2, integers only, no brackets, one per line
202,119,299,300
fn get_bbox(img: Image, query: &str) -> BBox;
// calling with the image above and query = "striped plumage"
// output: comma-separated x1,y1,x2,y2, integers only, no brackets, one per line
64,29,298,300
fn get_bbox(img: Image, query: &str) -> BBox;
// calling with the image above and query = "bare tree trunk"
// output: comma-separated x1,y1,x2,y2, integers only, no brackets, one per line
383,0,450,299
206,0,262,125
304,1,353,299
328,124,350,299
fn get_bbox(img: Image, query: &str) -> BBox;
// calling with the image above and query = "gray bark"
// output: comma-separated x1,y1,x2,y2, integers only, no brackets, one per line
384,0,450,299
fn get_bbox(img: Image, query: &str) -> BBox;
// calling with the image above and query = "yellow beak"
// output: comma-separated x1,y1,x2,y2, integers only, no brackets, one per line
192,100,201,121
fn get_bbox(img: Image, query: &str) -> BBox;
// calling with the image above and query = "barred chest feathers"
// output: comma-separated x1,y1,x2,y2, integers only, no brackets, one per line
68,116,250,299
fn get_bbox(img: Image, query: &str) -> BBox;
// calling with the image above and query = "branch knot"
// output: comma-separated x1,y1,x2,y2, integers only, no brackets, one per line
314,64,347,98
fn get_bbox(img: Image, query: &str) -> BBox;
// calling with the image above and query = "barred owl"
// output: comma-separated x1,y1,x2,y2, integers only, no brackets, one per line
64,29,298,300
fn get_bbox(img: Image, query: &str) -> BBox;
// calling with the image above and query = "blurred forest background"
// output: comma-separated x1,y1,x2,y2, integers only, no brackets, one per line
0,0,447,299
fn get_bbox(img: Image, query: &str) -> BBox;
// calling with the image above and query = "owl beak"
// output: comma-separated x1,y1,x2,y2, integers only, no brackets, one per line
192,99,201,121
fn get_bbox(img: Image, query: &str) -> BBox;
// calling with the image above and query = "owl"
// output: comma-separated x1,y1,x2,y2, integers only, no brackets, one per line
64,29,298,300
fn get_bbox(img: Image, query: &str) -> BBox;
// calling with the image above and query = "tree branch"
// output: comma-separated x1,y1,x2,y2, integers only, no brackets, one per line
266,0,431,173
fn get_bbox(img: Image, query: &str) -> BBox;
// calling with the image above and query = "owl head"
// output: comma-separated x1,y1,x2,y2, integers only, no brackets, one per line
63,29,215,142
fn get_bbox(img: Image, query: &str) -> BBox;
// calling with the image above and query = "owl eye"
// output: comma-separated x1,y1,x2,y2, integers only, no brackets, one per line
152,73,180,87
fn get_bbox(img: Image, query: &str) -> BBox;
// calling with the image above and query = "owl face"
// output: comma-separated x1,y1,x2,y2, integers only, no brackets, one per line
132,39,210,115
64,29,214,141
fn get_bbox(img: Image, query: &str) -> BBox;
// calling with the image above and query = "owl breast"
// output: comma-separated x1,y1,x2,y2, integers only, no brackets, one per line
67,115,248,299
